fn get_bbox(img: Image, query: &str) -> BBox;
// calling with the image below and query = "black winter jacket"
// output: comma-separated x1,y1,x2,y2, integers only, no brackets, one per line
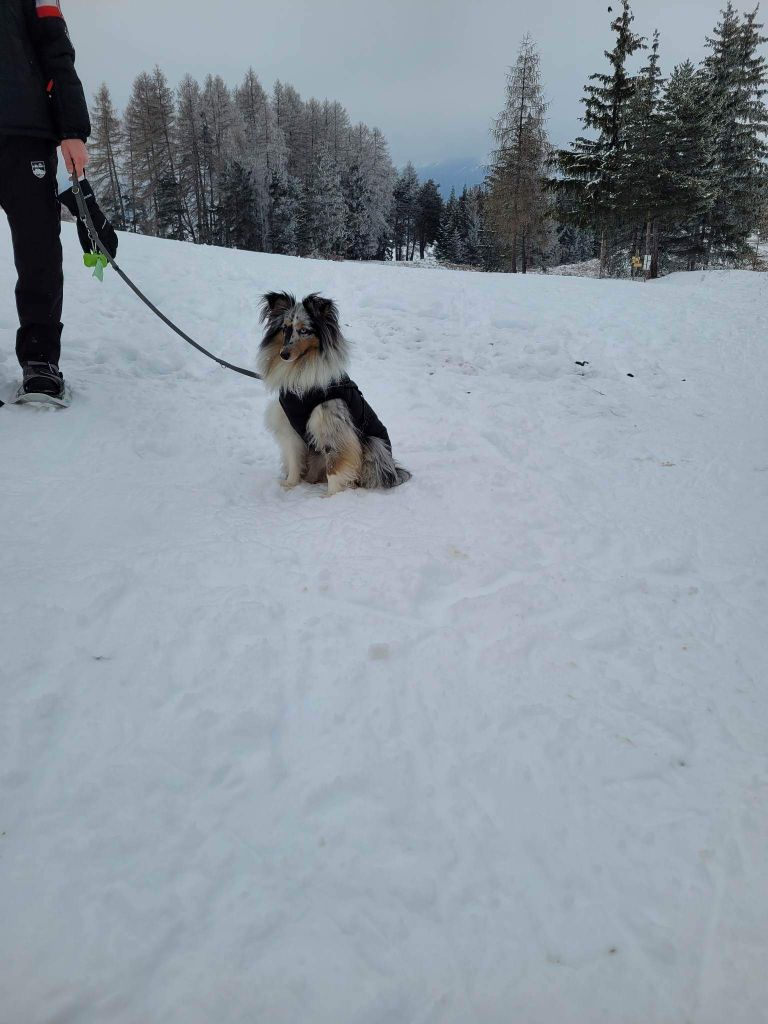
280,377,392,452
0,0,90,142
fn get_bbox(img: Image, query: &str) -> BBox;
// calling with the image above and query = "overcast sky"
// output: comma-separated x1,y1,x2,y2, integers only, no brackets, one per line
64,0,753,167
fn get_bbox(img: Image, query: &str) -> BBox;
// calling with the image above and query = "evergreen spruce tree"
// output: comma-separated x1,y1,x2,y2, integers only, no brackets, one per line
659,61,715,269
300,148,348,258
268,170,302,255
479,187,506,270
702,3,768,263
343,163,376,260
458,187,484,266
619,30,668,277
366,127,397,259
435,188,457,261
555,223,596,266
557,0,645,274
392,163,420,260
155,173,185,240
551,190,595,265
218,161,259,251
415,179,443,259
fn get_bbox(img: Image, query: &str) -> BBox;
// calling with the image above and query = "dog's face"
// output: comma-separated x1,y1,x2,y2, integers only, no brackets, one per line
258,291,348,392
260,292,342,359
277,302,321,363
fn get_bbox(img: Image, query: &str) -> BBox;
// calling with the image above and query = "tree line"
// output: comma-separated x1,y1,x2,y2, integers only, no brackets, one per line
86,2,767,278
485,1,768,277
87,63,498,268
90,68,403,260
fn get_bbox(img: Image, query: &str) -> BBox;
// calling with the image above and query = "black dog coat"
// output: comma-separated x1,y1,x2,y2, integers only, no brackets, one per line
279,376,392,452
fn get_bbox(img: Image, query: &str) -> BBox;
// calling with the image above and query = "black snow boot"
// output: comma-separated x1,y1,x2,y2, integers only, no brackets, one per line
22,361,65,399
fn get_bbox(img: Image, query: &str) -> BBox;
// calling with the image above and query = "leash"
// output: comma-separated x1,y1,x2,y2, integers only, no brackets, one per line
68,171,262,381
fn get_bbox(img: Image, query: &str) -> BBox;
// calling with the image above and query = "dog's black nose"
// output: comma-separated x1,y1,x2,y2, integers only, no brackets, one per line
280,350,291,360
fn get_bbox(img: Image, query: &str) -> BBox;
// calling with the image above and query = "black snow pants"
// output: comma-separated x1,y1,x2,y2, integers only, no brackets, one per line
0,135,63,367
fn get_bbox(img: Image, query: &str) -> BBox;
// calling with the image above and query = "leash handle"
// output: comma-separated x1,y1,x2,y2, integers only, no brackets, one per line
68,171,262,382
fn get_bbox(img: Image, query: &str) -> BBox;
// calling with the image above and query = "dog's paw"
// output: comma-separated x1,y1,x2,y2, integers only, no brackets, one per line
280,478,301,490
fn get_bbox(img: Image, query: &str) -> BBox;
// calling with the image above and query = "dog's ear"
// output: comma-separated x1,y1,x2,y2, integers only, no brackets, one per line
260,292,295,323
303,294,340,351
303,294,338,320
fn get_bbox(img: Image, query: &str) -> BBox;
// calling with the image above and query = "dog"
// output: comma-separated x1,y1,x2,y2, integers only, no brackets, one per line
258,292,411,496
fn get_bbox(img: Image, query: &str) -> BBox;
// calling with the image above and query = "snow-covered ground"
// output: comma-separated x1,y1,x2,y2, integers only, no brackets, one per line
1,226,767,1024
545,257,603,278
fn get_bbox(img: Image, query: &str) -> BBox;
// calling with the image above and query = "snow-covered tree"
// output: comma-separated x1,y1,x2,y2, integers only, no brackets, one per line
92,63,404,259
323,99,351,165
176,74,208,243
197,75,239,245
88,84,127,230
273,81,308,182
344,162,376,260
392,163,420,260
362,127,396,259
235,69,287,250
268,169,302,256
123,67,188,239
458,186,484,266
218,162,259,251
299,147,348,258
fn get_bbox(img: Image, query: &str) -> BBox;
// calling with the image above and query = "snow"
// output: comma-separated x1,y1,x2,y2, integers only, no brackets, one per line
1,225,767,1024
543,257,603,278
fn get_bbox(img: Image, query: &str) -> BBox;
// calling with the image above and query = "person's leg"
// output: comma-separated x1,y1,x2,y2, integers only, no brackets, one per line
0,136,63,368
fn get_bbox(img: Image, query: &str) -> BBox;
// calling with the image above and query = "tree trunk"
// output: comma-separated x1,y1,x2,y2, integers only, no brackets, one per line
686,222,700,271
643,216,652,280
649,219,660,280
702,217,712,268
511,231,518,273
599,228,608,278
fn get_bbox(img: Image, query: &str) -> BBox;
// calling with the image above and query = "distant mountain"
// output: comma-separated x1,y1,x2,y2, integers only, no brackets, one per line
415,157,486,197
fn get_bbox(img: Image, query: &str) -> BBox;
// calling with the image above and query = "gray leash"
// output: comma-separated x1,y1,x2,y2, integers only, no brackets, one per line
68,171,262,381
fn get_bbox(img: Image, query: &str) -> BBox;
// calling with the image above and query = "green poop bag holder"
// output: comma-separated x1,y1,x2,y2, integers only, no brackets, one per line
83,250,109,281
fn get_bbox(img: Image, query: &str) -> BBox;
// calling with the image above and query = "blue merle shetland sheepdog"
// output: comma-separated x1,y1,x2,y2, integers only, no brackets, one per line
258,292,411,496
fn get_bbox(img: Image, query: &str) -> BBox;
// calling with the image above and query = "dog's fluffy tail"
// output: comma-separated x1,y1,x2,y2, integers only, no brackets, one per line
361,437,412,489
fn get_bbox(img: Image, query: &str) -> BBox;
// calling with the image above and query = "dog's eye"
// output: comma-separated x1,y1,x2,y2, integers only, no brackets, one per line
298,328,310,336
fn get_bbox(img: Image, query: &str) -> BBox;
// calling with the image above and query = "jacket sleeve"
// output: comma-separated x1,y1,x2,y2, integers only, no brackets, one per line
28,1,91,141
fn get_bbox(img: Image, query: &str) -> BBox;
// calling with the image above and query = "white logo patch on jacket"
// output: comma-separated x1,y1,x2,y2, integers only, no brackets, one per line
31,161,47,179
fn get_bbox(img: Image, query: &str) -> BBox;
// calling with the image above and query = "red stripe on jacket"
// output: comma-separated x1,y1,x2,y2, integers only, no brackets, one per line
36,5,64,17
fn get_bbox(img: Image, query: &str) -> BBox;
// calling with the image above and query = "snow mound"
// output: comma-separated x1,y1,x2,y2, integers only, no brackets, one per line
1,226,767,1024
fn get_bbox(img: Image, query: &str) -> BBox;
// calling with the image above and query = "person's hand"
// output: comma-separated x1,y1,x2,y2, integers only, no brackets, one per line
60,139,89,178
